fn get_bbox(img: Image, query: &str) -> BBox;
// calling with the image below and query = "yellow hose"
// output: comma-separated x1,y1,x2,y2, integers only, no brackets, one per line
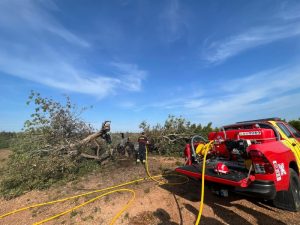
145,146,165,185
34,188,135,225
0,176,153,220
145,146,188,185
195,141,214,225
0,147,188,225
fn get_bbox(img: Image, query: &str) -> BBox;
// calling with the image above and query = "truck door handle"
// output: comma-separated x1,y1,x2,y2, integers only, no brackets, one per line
292,143,296,147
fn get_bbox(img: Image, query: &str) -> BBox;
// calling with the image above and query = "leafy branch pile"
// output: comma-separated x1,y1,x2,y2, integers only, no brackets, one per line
139,115,215,156
0,92,107,199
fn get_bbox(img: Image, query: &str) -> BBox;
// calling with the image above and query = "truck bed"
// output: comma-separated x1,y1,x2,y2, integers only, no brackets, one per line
176,159,253,187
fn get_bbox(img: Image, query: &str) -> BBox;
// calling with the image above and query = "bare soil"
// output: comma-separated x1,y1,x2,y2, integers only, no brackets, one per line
0,155,299,225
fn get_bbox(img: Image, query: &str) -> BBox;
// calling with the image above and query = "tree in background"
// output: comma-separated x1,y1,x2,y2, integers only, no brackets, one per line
289,118,300,132
0,132,16,149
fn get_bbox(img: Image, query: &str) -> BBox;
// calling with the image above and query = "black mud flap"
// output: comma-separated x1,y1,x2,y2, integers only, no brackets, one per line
273,190,298,211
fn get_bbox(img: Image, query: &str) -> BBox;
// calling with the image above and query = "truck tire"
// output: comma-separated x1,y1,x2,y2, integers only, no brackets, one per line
289,169,300,211
273,169,300,211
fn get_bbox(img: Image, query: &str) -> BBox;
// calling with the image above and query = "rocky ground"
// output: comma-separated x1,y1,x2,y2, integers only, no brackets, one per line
0,151,299,225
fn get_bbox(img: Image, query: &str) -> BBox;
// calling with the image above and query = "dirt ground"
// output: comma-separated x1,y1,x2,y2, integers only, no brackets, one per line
0,153,300,225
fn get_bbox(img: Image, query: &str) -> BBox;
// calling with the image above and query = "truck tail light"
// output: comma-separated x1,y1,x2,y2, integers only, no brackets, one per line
249,150,274,174
184,144,192,165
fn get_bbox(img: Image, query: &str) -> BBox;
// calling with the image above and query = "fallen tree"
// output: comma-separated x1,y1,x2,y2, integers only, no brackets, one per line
0,92,113,198
22,91,114,161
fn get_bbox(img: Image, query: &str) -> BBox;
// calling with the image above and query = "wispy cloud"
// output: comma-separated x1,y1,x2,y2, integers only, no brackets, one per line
0,0,147,98
111,62,147,91
203,22,300,64
203,2,300,65
139,65,300,125
158,0,187,43
278,1,300,20
0,45,147,97
0,0,89,48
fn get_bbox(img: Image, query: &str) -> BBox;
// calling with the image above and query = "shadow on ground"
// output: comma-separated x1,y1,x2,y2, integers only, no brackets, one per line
160,173,287,225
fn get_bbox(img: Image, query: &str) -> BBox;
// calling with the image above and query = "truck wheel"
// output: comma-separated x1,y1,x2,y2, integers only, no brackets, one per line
289,169,300,211
273,169,300,211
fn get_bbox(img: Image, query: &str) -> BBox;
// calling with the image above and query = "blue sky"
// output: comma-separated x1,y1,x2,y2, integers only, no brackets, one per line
0,0,300,132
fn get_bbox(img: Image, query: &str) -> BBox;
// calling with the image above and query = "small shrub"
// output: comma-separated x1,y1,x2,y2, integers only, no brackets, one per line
70,210,78,218
93,207,100,213
124,212,129,219
144,187,150,194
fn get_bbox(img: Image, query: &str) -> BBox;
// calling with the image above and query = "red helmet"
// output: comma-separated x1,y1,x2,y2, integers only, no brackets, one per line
214,162,229,174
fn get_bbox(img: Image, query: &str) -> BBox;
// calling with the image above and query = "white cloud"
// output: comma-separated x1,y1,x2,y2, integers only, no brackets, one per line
111,62,147,91
0,46,146,97
203,23,300,64
191,66,300,124
0,0,147,98
0,0,89,48
138,65,300,125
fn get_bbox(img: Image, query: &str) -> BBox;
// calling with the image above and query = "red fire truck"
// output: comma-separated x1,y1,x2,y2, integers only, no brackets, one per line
176,118,300,211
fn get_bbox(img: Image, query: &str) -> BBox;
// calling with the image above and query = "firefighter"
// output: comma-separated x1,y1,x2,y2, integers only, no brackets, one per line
118,133,126,156
125,137,134,158
137,132,148,163
101,121,113,158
